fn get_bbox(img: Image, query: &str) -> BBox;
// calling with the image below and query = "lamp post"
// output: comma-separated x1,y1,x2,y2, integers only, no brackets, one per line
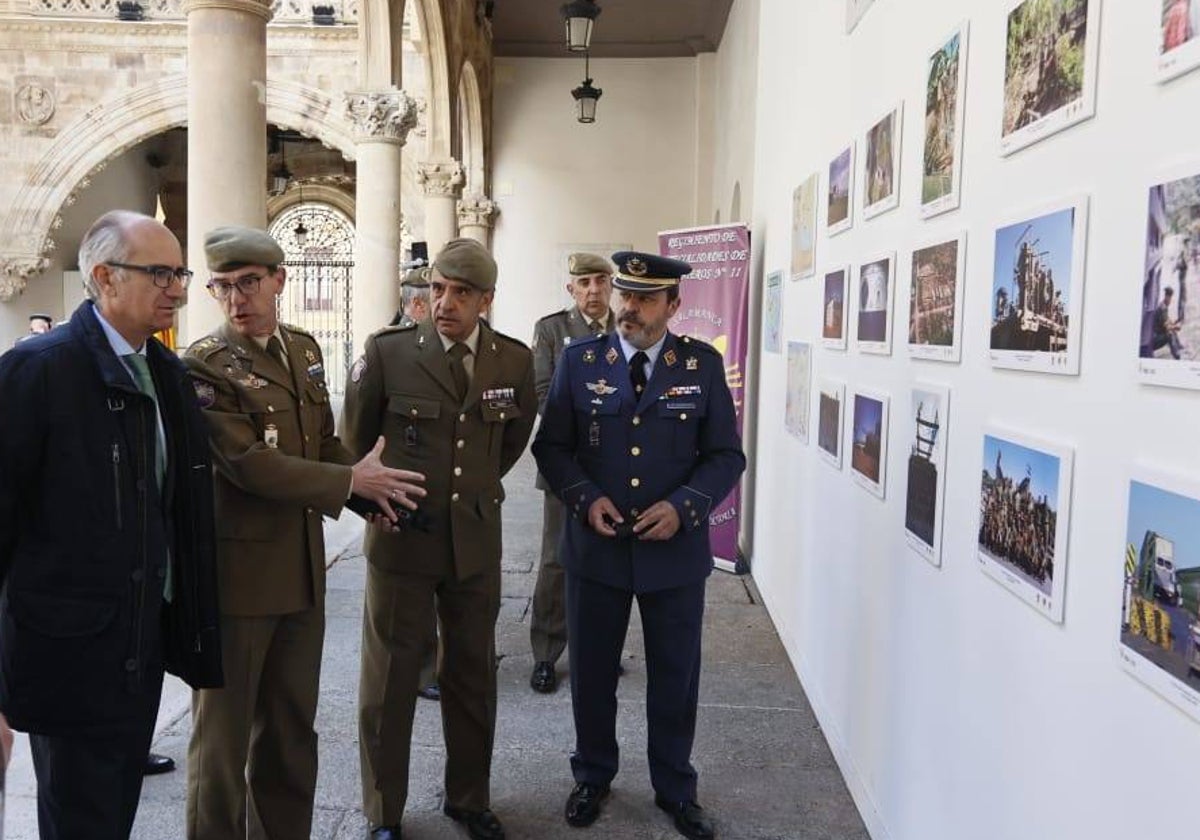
560,0,600,52
571,53,602,124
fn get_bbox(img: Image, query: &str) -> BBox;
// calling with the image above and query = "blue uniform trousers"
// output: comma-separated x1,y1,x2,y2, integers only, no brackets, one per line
565,571,705,802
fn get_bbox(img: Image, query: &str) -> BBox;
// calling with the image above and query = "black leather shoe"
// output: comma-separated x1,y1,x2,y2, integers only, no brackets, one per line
370,827,401,840
144,753,175,775
565,782,610,827
530,661,557,693
417,683,441,701
443,805,505,840
655,796,715,840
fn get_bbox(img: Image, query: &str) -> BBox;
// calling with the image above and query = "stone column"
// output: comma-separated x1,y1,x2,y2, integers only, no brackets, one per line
417,158,464,256
456,193,498,247
181,0,272,344
346,89,417,357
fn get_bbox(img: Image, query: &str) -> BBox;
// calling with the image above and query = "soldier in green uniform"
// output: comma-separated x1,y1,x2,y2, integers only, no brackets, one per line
343,238,536,840
529,252,615,694
183,226,426,840
390,266,431,329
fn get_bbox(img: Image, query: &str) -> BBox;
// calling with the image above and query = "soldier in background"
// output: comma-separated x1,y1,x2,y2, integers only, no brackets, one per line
529,252,615,694
344,238,536,840
390,267,431,329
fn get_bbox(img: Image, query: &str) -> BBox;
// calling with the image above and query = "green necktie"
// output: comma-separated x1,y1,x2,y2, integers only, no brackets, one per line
124,352,172,601
448,342,470,403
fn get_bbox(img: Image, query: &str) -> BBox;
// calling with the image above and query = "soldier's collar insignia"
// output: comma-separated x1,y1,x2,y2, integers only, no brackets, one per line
627,257,649,277
664,349,677,367
583,348,597,364
605,347,619,365
418,334,426,346
686,356,699,371
586,379,618,396
304,348,317,364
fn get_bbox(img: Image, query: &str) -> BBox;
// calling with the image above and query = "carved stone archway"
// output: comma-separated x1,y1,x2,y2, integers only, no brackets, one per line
1,75,356,301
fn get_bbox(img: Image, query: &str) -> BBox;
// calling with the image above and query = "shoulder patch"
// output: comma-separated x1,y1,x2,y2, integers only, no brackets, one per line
350,356,367,383
192,378,216,408
186,334,227,359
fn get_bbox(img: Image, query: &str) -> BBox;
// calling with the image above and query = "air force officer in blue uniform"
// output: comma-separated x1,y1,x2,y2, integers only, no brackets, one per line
532,252,745,840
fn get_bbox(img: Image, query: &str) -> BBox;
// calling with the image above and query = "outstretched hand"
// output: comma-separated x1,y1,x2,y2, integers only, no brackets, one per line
351,437,427,523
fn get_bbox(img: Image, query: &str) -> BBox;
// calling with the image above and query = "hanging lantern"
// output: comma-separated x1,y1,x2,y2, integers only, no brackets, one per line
560,0,600,52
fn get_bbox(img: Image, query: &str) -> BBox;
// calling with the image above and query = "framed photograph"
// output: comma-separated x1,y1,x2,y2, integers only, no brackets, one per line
1000,0,1101,156
763,270,783,354
1138,166,1200,390
863,104,903,220
1118,467,1200,723
989,197,1089,374
909,234,967,362
817,379,846,470
828,144,855,236
822,267,850,350
785,341,813,443
977,427,1074,623
855,252,896,355
921,22,969,218
904,384,950,567
849,388,890,499
1158,0,1200,83
791,173,820,280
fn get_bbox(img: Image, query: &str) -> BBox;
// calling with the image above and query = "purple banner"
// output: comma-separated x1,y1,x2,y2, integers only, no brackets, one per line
659,224,750,569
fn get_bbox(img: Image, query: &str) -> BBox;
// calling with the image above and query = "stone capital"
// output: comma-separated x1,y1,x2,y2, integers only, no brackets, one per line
0,257,50,303
417,159,464,198
457,193,498,229
181,0,273,19
344,89,418,144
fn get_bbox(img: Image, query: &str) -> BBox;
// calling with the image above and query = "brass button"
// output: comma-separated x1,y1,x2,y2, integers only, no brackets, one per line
500,411,506,420
451,492,460,502
267,405,275,413
304,434,310,442
631,446,641,456
457,439,465,449
632,416,641,426
459,413,467,422
454,467,462,476
411,408,419,417
630,478,640,488
680,413,688,421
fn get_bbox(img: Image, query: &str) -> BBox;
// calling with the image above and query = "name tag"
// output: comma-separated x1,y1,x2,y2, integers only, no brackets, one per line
665,401,697,411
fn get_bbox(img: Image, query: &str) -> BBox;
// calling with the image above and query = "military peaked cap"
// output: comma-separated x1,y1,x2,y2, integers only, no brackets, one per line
610,251,692,293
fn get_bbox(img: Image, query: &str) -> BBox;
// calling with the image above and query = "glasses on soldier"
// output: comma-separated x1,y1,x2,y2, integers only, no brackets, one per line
206,274,264,300
106,262,194,289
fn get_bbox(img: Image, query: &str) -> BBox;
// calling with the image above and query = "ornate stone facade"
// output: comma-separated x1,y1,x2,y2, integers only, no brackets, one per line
344,89,419,143
416,157,464,198
456,192,497,229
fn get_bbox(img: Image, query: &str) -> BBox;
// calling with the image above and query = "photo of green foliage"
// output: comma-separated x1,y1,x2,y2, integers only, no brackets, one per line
1002,0,1089,137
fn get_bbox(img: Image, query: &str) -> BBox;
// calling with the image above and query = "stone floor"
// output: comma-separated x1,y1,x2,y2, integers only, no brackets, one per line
4,452,869,840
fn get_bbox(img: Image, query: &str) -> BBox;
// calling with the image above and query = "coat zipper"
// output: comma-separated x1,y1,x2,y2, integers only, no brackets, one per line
111,443,122,530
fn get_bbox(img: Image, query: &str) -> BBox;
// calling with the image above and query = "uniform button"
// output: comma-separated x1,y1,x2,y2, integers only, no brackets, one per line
459,413,467,422
124,658,137,672
684,500,692,507
131,569,144,582
452,492,460,502
632,416,641,426
631,508,640,517
299,399,305,406
411,408,419,417
306,506,314,514
630,478,640,488
631,446,641,456
457,439,465,449
680,413,688,421
304,434,310,442
454,467,462,476
267,405,275,413
500,411,506,420
592,409,597,416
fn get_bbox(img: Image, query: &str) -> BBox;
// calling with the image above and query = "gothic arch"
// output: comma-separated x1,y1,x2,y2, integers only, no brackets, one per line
267,182,357,223
457,60,485,196
2,75,356,272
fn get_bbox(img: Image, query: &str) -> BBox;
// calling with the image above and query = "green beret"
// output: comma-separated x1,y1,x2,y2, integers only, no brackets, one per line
433,238,496,291
401,267,430,288
567,252,612,276
204,226,285,272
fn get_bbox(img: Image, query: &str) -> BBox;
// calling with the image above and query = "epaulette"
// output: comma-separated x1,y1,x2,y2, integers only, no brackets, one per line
679,334,719,355
535,309,570,327
372,322,418,341
186,334,227,359
281,322,313,339
491,330,531,352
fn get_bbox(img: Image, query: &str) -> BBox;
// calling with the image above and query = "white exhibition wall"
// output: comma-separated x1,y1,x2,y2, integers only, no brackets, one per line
750,1,1200,839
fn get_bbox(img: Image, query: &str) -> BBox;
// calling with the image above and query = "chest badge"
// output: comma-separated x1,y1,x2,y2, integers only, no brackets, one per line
663,349,678,367
686,356,699,371
586,379,618,396
264,423,279,448
583,348,596,364
605,347,619,365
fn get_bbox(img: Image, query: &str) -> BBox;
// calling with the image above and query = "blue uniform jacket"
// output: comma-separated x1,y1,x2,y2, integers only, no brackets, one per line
532,331,745,594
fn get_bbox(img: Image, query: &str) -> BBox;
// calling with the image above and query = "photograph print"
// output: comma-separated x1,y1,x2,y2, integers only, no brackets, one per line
1159,0,1200,83
909,234,967,362
823,267,850,350
990,197,1089,374
1000,0,1101,156
791,173,819,280
1118,467,1200,723
764,269,783,354
904,384,950,567
817,379,846,470
849,388,889,499
863,104,903,219
1138,166,1200,390
855,252,896,355
922,22,969,218
785,341,813,443
977,427,1074,623
828,144,855,236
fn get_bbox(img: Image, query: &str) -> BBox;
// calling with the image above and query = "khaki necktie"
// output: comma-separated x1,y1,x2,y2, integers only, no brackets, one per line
448,342,470,403
266,335,288,371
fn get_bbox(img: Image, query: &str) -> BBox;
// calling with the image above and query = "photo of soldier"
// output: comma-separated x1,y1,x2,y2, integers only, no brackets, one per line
1141,174,1200,366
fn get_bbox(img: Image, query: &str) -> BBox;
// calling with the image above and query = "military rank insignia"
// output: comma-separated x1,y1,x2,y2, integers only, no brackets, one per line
605,347,619,365
193,380,216,409
585,379,618,396
588,420,601,447
304,348,318,365
663,349,678,367
583,348,597,364
686,356,699,371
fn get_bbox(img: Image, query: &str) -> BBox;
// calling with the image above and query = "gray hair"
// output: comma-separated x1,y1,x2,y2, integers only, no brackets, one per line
401,284,429,308
78,210,148,300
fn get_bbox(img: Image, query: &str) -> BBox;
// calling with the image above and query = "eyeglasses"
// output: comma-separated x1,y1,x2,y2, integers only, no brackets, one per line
107,262,194,289
205,274,264,300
